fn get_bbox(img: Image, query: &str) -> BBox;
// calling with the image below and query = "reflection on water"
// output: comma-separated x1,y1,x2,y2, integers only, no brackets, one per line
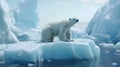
98,46,120,67
1,46,120,67
0,59,99,67
39,59,99,67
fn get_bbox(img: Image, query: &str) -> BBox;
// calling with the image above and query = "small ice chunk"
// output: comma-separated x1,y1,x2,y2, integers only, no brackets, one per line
100,43,114,49
114,42,120,50
28,63,34,67
112,62,118,66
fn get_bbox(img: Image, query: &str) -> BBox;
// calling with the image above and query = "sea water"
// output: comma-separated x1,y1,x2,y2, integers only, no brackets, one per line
0,46,120,67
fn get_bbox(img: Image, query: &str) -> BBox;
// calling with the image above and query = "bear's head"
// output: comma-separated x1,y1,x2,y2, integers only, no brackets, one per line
68,18,79,27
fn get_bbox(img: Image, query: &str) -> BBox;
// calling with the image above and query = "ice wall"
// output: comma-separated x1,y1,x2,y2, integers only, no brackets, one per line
0,0,19,44
86,0,120,44
14,0,39,30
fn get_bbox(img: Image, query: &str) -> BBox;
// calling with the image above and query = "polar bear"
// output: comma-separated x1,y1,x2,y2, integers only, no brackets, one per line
41,18,79,42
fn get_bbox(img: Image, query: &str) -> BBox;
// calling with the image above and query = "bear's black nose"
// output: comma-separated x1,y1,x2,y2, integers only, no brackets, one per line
76,19,79,22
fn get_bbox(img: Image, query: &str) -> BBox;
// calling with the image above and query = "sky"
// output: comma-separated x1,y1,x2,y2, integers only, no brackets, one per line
6,0,108,27
38,0,108,23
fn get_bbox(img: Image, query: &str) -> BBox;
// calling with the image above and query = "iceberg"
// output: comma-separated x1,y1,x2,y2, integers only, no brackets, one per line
4,39,100,63
0,0,19,44
13,0,39,30
86,0,120,44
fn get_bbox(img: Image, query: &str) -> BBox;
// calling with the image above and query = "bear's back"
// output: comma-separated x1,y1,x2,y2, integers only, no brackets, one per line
46,20,68,36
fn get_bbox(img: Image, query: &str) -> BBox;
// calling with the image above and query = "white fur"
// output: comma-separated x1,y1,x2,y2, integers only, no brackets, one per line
41,18,79,42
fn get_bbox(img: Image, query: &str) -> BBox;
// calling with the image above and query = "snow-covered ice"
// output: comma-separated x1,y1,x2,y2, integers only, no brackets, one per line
86,0,120,44
4,39,100,63
0,0,19,44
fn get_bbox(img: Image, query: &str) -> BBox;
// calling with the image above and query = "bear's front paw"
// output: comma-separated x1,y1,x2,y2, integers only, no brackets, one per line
67,40,74,42
70,40,74,42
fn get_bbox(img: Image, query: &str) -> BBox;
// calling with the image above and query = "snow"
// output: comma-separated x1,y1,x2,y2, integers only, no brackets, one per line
0,0,19,44
86,0,120,44
13,0,39,30
4,39,100,63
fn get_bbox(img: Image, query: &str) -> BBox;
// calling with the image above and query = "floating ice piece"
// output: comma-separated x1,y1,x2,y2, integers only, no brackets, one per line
99,43,114,49
114,42,120,49
113,42,120,52
112,62,118,66
4,39,100,63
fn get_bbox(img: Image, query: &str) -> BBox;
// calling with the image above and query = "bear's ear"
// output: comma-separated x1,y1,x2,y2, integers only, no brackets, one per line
69,18,72,21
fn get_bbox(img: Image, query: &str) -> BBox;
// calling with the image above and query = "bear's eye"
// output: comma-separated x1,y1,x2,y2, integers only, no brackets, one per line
69,18,71,20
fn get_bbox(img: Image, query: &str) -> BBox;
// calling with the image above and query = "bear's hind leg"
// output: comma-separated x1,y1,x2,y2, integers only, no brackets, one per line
41,28,53,42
